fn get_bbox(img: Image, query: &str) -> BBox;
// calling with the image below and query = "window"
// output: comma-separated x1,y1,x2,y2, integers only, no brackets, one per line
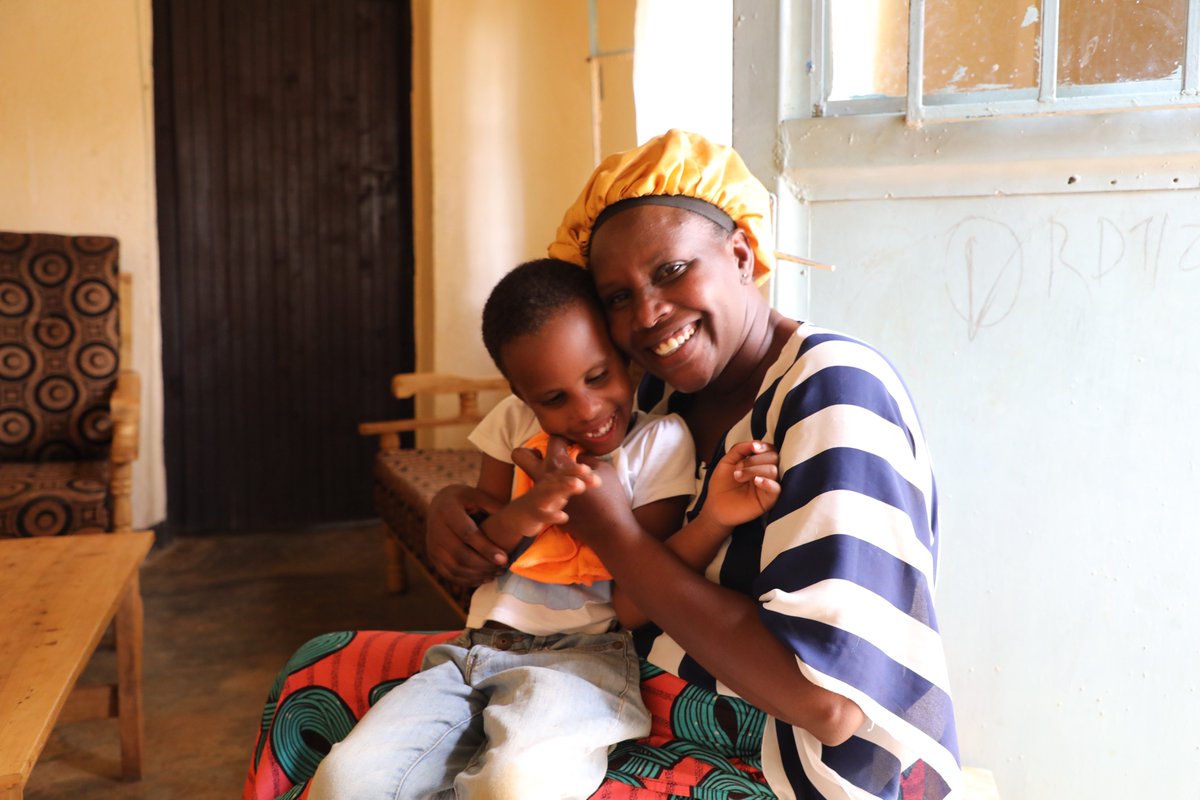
813,0,1200,124
731,0,1200,320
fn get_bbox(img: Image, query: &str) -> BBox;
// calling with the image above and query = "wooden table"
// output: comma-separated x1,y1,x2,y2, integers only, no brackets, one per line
0,531,154,799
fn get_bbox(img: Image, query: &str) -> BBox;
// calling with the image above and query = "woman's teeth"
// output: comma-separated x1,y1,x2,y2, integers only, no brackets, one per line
653,323,696,357
583,415,616,439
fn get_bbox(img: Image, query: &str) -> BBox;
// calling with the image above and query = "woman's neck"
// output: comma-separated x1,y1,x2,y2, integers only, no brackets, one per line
685,308,798,459
706,307,797,400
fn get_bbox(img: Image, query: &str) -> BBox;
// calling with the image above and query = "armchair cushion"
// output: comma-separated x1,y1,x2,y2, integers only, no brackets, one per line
0,232,120,462
0,459,110,536
0,231,138,536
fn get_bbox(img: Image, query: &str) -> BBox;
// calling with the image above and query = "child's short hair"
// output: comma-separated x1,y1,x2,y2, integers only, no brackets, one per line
481,258,603,375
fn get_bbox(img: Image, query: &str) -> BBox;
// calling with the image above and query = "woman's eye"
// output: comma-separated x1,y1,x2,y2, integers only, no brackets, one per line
586,370,609,385
656,261,688,281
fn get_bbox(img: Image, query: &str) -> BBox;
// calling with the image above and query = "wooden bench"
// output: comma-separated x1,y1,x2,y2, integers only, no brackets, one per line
0,530,154,799
360,373,509,618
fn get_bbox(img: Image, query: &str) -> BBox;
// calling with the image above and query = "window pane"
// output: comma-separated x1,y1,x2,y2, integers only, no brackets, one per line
1058,0,1187,86
924,0,1040,94
828,0,909,100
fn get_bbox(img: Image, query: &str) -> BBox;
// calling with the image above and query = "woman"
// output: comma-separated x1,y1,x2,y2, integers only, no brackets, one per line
427,130,961,799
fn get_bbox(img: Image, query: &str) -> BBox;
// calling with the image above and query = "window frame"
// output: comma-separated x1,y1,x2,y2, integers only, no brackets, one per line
731,0,1200,320
812,0,1200,126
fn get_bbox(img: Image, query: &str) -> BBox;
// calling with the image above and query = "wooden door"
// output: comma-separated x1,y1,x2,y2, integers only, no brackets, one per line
154,0,413,531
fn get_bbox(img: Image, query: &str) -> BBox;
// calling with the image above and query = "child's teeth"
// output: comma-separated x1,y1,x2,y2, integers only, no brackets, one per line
585,416,615,439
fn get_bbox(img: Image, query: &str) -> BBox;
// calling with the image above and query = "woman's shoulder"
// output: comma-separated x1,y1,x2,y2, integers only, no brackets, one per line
778,322,903,387
635,373,675,415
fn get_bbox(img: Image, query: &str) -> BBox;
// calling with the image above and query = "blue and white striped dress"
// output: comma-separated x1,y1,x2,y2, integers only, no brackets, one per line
634,323,961,800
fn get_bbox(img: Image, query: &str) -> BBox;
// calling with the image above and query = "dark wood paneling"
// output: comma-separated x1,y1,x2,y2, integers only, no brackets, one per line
155,0,413,532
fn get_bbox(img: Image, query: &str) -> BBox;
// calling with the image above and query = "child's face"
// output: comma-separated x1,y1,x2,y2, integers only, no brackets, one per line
502,300,634,457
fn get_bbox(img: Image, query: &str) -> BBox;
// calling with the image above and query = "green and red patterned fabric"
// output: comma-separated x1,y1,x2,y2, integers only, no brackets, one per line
244,631,933,799
0,232,121,537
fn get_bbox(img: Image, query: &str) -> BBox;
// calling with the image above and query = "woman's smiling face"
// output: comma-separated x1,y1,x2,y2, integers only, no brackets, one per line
588,204,754,394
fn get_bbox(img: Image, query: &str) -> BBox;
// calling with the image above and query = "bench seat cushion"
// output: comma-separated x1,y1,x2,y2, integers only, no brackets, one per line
373,448,480,508
373,448,481,614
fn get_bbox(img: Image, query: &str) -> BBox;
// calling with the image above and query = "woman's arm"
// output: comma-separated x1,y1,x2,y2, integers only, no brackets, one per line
609,493,688,628
426,466,510,587
536,425,862,747
478,455,596,552
426,451,602,582
566,488,864,746
610,441,781,629
426,394,548,586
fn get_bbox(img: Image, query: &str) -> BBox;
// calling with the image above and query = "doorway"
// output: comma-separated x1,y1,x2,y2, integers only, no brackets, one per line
153,0,414,532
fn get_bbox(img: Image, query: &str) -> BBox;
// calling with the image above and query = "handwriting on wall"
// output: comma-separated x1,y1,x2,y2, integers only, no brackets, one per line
943,213,1200,339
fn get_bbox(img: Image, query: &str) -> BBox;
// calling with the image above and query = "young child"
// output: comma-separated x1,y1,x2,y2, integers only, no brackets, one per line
309,258,779,800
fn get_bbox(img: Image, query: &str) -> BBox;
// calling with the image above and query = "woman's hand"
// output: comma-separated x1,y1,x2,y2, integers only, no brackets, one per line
426,483,507,586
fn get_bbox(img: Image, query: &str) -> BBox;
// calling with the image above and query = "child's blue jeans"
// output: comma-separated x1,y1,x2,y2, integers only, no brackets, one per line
306,626,649,800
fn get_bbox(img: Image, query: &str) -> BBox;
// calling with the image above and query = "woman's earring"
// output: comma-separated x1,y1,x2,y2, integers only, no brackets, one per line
740,272,751,285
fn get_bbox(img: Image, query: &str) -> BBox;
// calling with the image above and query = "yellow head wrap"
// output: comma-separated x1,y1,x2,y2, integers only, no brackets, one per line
549,129,774,285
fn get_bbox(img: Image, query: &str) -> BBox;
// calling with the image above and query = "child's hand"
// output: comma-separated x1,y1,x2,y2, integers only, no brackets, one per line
511,435,601,490
702,440,781,527
501,470,592,536
506,436,601,538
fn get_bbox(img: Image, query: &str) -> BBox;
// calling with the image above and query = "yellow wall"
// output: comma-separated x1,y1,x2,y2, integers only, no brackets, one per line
413,0,632,444
0,0,165,527
0,0,635,517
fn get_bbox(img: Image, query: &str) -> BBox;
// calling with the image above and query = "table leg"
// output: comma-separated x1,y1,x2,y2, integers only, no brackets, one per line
0,774,23,799
115,571,144,780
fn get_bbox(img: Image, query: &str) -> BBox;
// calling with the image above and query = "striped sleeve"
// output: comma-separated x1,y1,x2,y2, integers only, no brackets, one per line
747,329,960,799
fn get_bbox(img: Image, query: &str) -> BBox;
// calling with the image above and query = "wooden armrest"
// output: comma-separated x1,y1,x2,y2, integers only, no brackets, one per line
390,373,508,399
110,369,141,464
361,373,509,451
358,416,484,452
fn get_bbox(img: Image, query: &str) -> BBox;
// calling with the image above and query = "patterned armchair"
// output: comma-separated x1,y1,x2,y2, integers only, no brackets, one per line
0,232,140,537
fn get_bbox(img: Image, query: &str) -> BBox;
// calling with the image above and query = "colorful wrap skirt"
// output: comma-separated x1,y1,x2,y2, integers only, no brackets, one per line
243,630,932,800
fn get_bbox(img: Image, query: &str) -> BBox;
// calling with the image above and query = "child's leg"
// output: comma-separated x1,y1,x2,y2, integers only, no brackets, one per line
307,639,485,800
454,630,649,800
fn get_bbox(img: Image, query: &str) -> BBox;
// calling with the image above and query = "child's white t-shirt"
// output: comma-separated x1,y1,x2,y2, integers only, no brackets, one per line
466,394,697,635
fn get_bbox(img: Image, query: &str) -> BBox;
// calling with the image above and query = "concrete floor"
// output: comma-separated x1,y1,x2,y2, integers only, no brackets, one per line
25,523,464,799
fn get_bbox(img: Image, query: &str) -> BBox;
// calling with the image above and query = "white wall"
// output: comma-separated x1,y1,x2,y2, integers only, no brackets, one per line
632,0,731,145
800,182,1200,799
0,0,630,520
733,4,1200,796
0,0,165,528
